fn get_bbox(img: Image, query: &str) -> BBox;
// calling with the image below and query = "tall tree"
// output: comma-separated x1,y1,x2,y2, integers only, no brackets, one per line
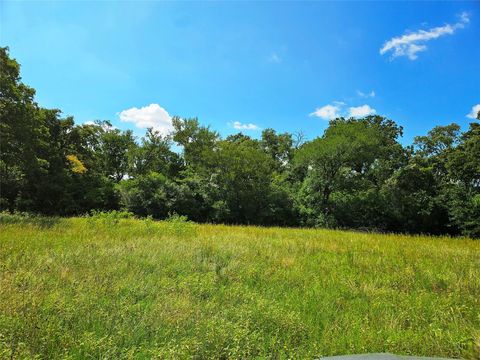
445,123,480,236
129,128,182,178
206,139,276,224
0,47,39,210
172,116,219,170
260,128,294,171
294,119,383,226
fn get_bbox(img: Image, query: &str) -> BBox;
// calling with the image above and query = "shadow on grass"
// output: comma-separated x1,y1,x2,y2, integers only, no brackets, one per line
0,212,61,229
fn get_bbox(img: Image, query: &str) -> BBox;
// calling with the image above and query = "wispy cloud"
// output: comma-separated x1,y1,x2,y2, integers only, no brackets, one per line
357,90,375,98
232,121,260,130
348,105,376,118
309,104,341,121
118,103,173,135
268,52,282,63
466,104,480,119
380,12,470,60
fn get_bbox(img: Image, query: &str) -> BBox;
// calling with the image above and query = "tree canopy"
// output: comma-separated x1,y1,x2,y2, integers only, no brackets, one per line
1,47,478,237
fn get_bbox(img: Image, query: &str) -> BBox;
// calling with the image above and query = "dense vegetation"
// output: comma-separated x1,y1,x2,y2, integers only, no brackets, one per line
1,47,479,237
1,215,479,359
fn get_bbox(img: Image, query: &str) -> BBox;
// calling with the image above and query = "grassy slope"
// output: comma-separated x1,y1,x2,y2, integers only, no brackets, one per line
0,218,479,359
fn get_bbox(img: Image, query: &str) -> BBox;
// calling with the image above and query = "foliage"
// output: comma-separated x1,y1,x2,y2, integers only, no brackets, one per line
1,47,479,237
88,210,135,226
66,154,87,174
163,212,197,236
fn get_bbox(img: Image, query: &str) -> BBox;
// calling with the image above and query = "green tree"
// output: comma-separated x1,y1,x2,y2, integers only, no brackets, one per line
206,139,276,224
260,128,294,171
97,122,135,182
445,123,480,236
294,118,383,226
172,116,219,170
118,172,173,218
129,128,183,178
0,47,39,210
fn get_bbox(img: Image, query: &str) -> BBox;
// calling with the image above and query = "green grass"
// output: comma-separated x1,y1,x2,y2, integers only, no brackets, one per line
0,217,479,359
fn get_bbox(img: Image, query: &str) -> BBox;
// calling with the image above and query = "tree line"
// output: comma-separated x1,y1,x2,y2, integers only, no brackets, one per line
1,47,479,237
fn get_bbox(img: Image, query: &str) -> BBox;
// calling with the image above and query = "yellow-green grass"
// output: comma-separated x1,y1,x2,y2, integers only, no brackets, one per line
0,217,479,359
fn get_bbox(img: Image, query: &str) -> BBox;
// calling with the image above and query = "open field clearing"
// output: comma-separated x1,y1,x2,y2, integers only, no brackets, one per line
0,217,479,359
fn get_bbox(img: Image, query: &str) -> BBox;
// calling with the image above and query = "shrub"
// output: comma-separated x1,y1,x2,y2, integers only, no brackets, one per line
88,210,134,226
164,212,197,236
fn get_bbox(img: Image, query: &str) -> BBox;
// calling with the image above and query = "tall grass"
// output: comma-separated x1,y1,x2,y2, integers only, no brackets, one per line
0,215,479,359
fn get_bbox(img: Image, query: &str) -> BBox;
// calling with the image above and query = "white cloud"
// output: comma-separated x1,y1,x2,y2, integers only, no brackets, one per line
460,11,470,24
311,100,380,120
309,104,341,120
118,103,173,135
466,104,480,119
232,121,260,130
380,12,470,60
357,90,375,98
268,52,281,63
348,105,376,118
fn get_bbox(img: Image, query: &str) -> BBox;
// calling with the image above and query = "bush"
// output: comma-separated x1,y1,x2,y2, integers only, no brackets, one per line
87,210,134,226
164,212,197,236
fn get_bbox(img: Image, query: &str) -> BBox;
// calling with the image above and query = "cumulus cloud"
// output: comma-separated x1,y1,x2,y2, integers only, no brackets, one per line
348,105,376,118
357,90,375,98
380,12,470,60
309,104,341,120
466,104,480,119
311,101,379,120
118,103,173,135
232,121,260,130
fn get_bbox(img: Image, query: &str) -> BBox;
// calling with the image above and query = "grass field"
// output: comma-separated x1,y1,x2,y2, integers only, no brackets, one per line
0,216,479,359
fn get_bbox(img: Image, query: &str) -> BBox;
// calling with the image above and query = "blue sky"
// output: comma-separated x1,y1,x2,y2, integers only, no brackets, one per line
2,1,479,144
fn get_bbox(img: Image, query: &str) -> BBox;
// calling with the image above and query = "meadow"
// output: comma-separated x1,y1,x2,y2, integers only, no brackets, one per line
0,215,479,359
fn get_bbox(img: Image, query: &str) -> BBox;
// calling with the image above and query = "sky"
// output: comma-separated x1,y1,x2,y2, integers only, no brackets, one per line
1,1,479,144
